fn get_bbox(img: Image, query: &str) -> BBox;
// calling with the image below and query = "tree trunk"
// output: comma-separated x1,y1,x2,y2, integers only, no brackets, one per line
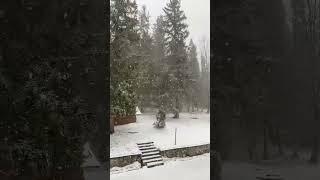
173,97,180,118
192,103,194,112
173,110,179,118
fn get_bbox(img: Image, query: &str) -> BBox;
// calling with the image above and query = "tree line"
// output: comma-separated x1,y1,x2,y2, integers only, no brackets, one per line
110,0,210,119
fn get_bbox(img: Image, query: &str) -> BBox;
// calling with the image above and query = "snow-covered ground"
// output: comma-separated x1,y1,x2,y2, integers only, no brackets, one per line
110,153,210,180
110,162,141,175
110,112,210,158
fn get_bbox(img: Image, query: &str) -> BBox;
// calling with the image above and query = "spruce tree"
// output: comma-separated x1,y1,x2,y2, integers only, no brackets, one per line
152,15,168,110
199,37,210,112
162,0,189,118
110,0,140,116
139,5,152,52
163,0,189,55
187,39,200,112
200,54,210,112
153,15,167,60
137,5,154,111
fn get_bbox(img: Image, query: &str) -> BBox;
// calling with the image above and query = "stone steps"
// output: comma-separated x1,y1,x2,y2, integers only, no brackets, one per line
137,142,154,146
143,157,163,165
137,144,154,148
139,146,156,151
137,142,164,168
140,148,159,153
142,151,160,157
141,154,162,161
146,161,164,168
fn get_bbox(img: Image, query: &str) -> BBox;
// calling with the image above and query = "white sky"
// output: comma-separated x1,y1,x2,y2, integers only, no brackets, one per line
135,0,210,60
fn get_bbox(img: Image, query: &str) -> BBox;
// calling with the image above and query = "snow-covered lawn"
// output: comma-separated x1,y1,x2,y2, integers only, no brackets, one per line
110,153,210,180
110,112,210,158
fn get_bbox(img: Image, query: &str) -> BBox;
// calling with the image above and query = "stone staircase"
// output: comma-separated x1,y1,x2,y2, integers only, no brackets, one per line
137,142,164,168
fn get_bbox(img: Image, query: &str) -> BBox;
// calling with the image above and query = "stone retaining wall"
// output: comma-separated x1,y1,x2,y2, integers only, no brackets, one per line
110,154,141,168
160,143,210,158
110,143,210,168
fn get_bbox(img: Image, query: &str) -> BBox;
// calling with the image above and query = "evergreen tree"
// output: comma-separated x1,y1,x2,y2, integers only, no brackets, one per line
152,15,168,110
137,5,154,111
152,15,167,78
200,54,210,112
199,37,210,112
138,5,152,51
162,0,189,118
110,0,141,116
186,39,200,112
163,0,189,55
153,15,167,60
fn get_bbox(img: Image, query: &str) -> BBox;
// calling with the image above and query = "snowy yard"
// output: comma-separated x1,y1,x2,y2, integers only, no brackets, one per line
110,153,210,180
110,112,210,158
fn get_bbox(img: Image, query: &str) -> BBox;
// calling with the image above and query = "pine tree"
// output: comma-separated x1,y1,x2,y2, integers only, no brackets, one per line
199,37,210,112
110,0,140,42
137,5,154,111
163,0,189,55
139,5,152,52
162,0,189,118
110,0,141,116
153,15,167,60
152,15,168,110
187,39,200,112
200,54,209,111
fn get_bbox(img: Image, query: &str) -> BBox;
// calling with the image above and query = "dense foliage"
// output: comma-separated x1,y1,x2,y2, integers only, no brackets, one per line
110,0,210,118
110,0,140,116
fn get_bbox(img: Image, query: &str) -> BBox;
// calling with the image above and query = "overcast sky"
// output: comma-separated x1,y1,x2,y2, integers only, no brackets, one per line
135,0,210,59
